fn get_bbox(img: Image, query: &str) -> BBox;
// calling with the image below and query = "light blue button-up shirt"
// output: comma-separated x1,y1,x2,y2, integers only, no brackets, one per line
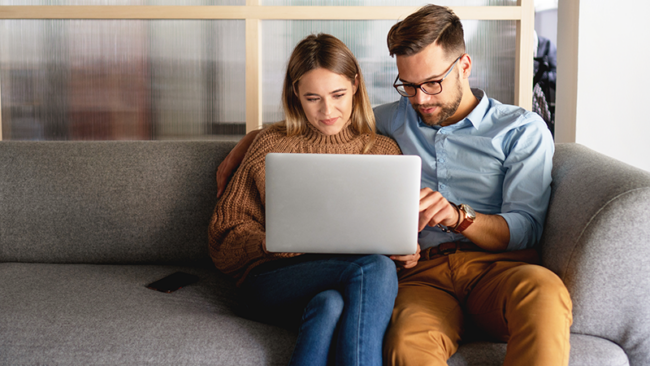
374,89,554,251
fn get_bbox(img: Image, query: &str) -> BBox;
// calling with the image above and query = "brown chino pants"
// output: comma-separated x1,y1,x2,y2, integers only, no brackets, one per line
384,246,572,366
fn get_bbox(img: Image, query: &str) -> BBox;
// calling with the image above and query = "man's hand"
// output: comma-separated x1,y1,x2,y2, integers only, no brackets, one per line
390,244,421,269
216,129,262,198
419,187,511,252
418,188,459,232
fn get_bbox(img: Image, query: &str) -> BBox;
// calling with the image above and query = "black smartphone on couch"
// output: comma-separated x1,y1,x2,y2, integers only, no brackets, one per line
146,271,199,293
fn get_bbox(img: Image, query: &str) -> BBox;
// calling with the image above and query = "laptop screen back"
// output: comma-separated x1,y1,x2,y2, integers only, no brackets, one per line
265,153,420,255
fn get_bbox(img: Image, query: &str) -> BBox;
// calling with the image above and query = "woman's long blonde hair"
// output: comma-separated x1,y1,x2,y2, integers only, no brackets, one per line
279,33,377,152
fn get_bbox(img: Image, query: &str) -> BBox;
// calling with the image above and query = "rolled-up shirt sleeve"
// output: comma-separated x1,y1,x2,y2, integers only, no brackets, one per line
498,115,554,251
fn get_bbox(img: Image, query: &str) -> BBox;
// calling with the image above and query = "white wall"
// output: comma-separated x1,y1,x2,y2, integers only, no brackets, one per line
556,0,650,172
535,9,557,46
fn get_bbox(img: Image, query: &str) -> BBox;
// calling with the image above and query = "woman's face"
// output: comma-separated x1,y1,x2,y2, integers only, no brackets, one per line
295,67,358,136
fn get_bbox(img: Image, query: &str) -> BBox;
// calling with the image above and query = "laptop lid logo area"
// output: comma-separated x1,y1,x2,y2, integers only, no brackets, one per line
265,153,421,255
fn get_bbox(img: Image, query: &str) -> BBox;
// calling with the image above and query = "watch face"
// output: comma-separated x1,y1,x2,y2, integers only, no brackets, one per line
461,204,476,220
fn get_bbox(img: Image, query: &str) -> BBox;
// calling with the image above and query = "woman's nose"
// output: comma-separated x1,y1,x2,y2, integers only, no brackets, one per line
321,98,332,115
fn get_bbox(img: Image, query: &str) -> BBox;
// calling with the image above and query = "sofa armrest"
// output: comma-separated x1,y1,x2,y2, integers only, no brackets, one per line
540,143,650,366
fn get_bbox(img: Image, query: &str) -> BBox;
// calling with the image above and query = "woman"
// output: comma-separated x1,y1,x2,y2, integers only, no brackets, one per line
209,34,406,366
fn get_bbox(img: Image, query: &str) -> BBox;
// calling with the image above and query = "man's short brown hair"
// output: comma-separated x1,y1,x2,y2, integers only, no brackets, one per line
387,4,465,58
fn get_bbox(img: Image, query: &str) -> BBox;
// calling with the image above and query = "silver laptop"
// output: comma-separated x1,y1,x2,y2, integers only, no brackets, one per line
265,153,421,255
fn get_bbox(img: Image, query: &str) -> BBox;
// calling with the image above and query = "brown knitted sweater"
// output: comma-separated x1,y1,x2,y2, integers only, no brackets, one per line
208,121,402,286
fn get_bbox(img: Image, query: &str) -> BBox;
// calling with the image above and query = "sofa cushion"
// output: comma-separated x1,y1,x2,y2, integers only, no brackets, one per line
540,143,650,366
1,263,629,366
447,335,629,366
0,141,235,265
0,263,296,365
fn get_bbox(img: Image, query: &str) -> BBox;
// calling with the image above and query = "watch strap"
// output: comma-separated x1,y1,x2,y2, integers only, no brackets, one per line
452,204,475,233
448,202,463,232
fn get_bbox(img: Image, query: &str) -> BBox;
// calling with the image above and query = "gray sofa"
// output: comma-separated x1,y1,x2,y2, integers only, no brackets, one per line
1,141,648,366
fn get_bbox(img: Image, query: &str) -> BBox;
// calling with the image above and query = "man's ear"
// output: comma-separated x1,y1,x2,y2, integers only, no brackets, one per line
459,53,472,79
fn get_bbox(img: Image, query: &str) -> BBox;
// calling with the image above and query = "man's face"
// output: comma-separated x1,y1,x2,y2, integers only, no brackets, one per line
395,43,464,127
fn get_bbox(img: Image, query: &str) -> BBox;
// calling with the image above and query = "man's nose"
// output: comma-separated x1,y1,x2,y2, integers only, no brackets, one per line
411,88,431,105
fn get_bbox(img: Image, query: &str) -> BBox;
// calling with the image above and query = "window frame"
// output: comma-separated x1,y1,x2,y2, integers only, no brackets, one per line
0,1,534,138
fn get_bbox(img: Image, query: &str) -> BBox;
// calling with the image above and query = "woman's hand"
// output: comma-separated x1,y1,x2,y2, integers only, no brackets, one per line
390,244,420,269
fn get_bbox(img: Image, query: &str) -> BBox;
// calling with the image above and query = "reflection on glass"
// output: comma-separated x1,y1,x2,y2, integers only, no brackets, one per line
0,20,245,140
261,19,515,124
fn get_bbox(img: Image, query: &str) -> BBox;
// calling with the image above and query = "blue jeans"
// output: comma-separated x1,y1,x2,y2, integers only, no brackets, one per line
240,254,398,366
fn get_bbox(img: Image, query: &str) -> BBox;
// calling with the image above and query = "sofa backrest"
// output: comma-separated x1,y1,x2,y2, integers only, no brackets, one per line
540,142,650,274
540,143,650,366
0,141,236,265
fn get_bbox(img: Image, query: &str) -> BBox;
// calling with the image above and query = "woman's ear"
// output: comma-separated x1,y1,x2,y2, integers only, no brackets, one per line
353,74,359,94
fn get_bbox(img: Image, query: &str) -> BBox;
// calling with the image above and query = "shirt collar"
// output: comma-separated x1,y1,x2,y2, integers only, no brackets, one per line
464,88,489,129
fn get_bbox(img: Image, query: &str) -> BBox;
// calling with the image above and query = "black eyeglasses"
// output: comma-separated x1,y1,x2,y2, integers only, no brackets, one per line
393,55,463,98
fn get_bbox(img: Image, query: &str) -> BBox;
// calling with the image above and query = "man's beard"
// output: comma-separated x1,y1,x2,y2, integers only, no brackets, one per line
413,82,463,127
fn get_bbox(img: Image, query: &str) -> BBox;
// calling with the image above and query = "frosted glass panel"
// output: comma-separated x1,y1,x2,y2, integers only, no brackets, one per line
0,20,245,140
261,0,516,5
261,20,515,124
149,20,246,139
465,20,517,107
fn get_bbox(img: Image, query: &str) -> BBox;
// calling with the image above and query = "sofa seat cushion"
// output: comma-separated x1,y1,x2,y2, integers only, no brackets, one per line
0,263,296,366
448,335,629,366
1,263,630,365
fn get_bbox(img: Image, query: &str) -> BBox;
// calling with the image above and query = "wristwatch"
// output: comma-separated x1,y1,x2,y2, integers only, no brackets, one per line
452,204,476,233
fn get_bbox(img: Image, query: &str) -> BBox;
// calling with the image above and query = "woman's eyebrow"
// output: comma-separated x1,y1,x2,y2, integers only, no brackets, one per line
302,88,347,97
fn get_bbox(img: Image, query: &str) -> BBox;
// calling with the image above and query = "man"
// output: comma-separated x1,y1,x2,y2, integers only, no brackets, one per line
376,5,571,366
216,5,572,365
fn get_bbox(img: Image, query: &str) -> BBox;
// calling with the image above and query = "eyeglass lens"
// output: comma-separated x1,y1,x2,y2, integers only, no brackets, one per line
396,82,441,97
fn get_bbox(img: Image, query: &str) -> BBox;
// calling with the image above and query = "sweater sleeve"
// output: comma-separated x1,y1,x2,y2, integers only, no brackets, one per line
208,128,297,283
369,135,403,156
